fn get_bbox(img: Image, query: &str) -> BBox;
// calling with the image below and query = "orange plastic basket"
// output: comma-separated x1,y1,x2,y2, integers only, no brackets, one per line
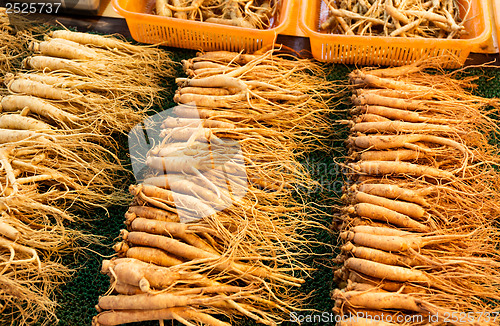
299,0,492,67
113,0,291,52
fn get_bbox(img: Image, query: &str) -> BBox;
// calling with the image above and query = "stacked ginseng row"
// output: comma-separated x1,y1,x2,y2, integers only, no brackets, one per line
94,50,334,326
0,28,170,325
333,65,500,326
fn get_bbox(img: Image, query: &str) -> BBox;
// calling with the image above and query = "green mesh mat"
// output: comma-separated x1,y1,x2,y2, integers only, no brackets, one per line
47,53,500,326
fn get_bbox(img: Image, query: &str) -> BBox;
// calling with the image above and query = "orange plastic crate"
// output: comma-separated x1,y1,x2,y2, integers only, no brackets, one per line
299,0,492,67
113,0,291,52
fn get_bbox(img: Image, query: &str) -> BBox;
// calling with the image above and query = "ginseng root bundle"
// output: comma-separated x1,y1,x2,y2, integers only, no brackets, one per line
333,63,500,326
0,27,173,326
94,50,336,326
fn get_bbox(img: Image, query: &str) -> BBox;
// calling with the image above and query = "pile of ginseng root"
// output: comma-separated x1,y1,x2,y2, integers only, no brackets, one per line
0,26,171,325
154,0,277,29
93,50,335,326
333,63,500,326
320,0,468,38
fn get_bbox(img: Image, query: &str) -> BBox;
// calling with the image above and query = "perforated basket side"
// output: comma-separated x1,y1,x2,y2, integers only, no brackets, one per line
314,43,467,68
126,20,271,52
